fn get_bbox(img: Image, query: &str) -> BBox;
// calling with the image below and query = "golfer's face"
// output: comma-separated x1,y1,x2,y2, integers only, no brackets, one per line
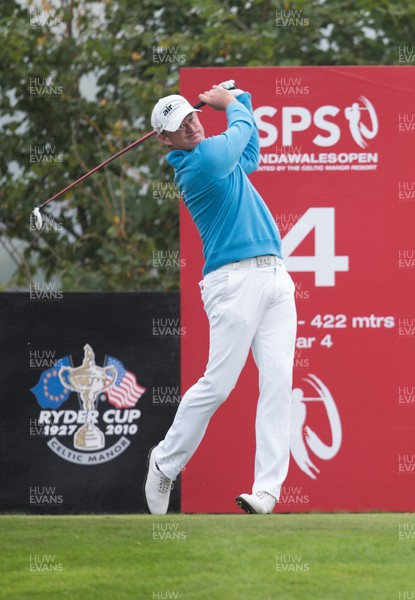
160,113,205,151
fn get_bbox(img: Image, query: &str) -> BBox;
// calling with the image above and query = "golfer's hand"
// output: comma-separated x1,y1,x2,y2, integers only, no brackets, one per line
218,80,245,97
198,85,237,110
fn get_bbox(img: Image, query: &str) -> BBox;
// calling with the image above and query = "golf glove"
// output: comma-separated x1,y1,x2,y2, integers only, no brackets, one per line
218,79,245,97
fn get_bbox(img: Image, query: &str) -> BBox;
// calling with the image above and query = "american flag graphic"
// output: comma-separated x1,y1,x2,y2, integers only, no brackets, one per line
104,356,146,409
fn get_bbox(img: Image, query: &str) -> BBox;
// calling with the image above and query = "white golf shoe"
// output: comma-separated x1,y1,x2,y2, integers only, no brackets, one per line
236,491,276,514
144,447,173,515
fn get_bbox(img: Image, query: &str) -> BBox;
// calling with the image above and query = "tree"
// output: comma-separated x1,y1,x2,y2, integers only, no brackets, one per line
1,0,413,291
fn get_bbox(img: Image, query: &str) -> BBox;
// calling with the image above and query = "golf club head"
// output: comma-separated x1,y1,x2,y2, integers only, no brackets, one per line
31,207,43,231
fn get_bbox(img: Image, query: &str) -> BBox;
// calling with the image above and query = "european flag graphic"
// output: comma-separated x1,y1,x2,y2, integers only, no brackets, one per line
30,356,72,409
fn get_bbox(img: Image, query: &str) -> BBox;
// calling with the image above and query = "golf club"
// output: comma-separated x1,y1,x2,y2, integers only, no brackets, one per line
30,81,236,230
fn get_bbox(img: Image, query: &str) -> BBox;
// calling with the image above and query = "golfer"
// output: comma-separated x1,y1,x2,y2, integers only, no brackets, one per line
144,81,297,514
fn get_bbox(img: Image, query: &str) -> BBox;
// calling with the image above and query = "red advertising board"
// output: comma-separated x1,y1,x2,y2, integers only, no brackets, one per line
179,67,415,513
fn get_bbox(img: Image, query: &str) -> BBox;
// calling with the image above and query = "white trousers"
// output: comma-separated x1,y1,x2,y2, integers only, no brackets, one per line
154,258,297,501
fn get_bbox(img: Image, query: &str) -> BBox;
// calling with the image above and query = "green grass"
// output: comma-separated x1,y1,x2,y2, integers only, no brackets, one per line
0,514,414,599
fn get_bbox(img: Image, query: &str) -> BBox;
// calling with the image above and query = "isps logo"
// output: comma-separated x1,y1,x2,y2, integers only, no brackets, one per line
30,344,145,465
255,96,378,148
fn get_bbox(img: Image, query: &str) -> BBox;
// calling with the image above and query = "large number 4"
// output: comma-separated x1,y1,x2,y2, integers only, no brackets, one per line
281,208,349,286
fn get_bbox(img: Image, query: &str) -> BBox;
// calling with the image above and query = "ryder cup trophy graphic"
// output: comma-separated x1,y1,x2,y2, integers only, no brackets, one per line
59,344,116,450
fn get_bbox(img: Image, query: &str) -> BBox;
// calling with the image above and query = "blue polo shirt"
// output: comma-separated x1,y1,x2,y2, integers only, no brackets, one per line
166,92,282,276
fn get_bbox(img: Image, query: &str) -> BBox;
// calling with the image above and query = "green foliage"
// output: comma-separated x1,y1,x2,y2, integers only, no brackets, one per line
1,0,414,290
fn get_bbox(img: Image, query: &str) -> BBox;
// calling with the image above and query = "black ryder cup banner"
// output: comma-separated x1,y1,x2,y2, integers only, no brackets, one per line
30,344,146,465
0,293,180,513
179,67,415,513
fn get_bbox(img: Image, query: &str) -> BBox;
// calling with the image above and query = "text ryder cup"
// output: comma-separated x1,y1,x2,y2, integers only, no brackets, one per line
37,409,141,425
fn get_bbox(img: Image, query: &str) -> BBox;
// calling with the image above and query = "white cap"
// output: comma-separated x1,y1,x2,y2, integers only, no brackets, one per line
151,94,201,133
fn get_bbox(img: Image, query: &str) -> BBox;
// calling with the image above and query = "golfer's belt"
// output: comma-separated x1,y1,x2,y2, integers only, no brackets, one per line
231,255,282,269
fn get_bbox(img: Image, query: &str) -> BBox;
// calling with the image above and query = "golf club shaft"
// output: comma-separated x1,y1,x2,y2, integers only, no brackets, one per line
38,100,206,210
